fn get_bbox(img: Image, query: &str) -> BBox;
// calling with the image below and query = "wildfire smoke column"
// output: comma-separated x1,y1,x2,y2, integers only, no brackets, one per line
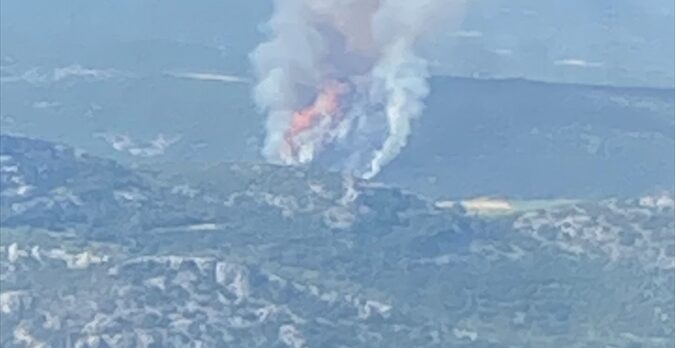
250,0,464,178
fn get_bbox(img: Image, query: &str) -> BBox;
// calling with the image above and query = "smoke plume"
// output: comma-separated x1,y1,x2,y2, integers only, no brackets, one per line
251,0,464,179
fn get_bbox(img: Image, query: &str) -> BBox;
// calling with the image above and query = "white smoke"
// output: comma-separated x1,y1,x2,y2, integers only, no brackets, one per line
362,40,430,179
251,0,464,178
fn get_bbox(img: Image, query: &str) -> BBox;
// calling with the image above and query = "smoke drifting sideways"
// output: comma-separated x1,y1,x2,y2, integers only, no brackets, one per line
251,0,464,179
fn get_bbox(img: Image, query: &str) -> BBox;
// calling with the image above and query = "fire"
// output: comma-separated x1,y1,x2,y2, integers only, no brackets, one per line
283,80,349,160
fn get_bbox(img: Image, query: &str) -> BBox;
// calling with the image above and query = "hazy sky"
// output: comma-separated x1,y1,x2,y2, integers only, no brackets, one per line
1,0,673,88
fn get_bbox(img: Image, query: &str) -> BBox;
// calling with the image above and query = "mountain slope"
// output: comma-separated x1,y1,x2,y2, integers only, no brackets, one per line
1,135,673,347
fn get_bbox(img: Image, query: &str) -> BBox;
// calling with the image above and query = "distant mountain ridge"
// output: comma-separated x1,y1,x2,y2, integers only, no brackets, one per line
382,75,675,199
2,73,672,200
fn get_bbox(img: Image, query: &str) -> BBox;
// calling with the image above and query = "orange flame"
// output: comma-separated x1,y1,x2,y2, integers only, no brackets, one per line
284,80,348,158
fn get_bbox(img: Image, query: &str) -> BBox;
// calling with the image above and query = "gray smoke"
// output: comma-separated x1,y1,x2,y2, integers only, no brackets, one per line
251,0,464,178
